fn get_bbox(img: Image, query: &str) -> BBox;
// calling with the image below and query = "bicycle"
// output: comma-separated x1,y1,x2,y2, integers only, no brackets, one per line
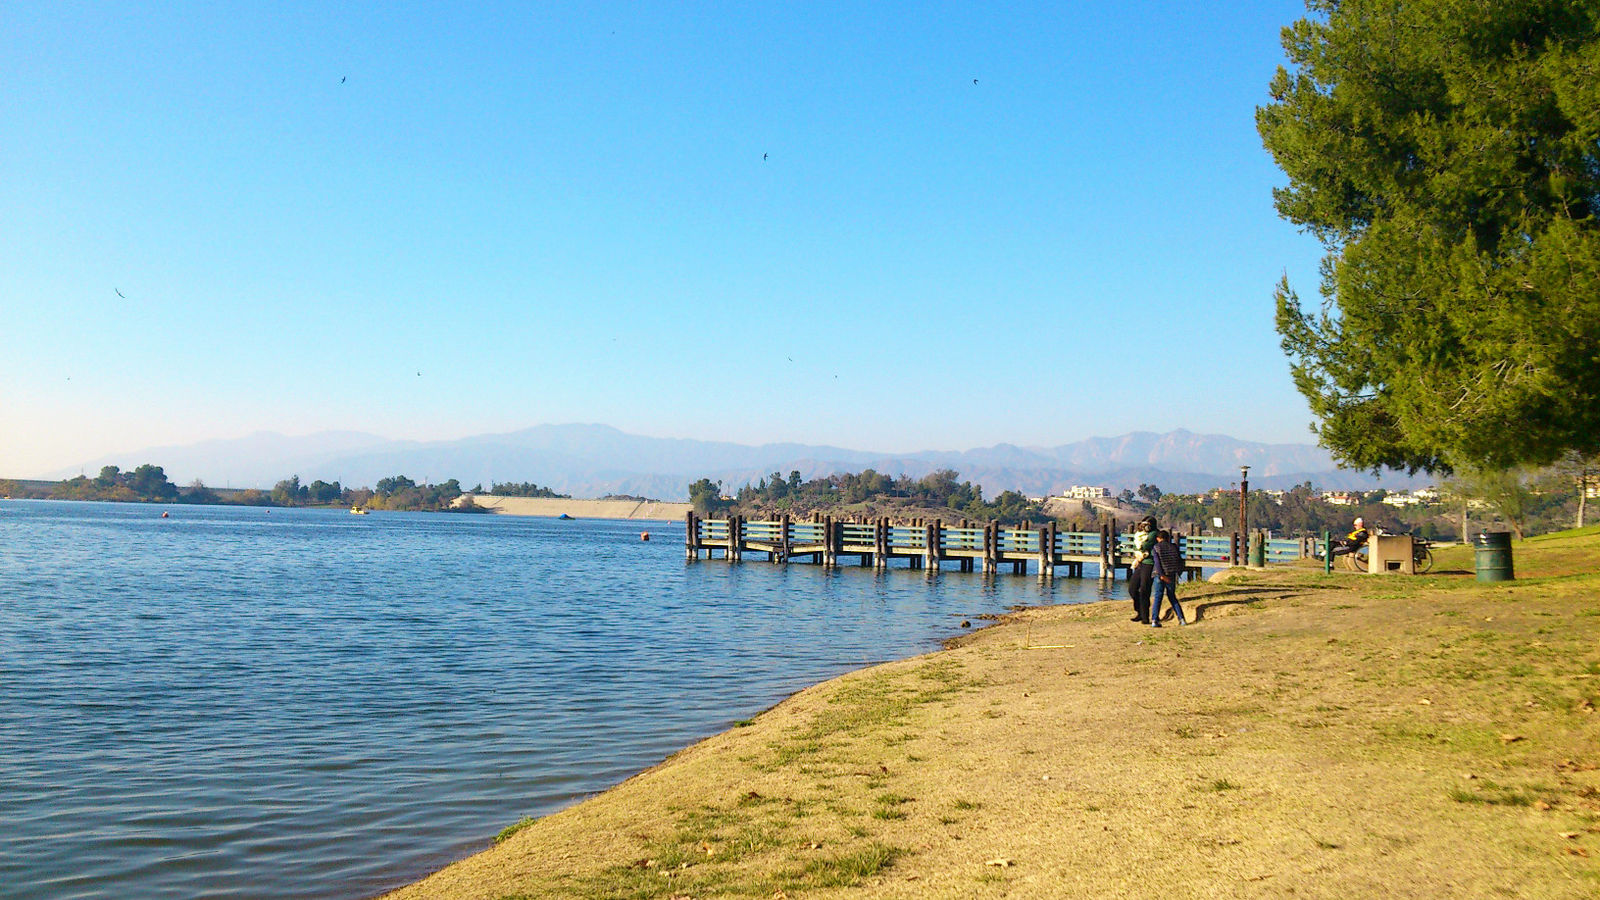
1412,537,1434,573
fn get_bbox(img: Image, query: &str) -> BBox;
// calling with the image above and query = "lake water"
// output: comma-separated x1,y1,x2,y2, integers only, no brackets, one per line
0,500,1115,899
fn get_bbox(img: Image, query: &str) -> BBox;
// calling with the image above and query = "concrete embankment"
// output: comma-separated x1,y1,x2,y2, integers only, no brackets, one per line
459,495,692,521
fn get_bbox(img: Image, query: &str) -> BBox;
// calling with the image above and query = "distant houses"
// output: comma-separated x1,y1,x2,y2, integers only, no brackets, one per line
1050,483,1451,509
1381,487,1441,507
1319,487,1442,507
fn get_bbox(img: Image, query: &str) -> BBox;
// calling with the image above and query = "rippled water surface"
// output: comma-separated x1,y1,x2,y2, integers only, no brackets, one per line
0,500,1114,899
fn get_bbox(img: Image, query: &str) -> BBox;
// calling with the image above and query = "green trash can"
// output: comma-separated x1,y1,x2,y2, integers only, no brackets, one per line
1247,531,1266,567
1473,531,1514,582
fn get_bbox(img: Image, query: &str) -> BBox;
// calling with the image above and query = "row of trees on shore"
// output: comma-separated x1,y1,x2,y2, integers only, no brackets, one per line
1127,467,1591,542
685,459,1595,540
1,466,507,513
10,452,1587,538
690,468,1046,526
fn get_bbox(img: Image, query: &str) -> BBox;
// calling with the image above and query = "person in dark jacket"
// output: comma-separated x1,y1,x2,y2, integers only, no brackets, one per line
1150,529,1188,626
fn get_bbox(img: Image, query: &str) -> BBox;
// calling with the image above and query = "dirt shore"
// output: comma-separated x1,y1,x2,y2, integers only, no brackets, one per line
382,530,1600,899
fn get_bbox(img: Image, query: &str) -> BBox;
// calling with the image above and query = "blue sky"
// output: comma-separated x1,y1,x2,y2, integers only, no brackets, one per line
1,1,1326,477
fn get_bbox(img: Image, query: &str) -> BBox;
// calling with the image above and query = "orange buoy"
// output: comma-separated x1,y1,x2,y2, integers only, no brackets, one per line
640,531,651,541
161,512,170,518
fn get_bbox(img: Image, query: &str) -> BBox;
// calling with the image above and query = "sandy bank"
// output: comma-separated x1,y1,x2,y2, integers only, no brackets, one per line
459,495,691,521
383,532,1600,898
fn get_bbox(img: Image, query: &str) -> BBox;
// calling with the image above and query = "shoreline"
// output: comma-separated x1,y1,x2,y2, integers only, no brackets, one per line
459,494,692,521
379,531,1600,898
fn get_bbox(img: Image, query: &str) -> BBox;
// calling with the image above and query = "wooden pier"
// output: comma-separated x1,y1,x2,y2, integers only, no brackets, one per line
684,513,1306,579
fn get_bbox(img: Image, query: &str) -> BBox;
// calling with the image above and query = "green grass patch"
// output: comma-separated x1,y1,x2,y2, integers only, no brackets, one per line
564,798,896,900
756,661,974,773
494,816,535,844
798,842,900,888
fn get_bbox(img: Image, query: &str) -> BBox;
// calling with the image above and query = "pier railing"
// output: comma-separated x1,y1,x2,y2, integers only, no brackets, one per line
685,513,1307,578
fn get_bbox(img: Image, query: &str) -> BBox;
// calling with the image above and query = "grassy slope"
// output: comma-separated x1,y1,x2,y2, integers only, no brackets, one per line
383,529,1600,899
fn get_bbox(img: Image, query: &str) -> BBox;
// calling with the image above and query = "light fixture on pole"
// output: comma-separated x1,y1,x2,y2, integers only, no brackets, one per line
1239,465,1251,565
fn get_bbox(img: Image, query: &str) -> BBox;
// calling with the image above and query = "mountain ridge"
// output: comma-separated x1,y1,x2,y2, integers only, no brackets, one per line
45,423,1423,499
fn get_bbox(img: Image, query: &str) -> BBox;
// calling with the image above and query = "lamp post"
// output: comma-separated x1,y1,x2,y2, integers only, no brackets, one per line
1239,465,1250,565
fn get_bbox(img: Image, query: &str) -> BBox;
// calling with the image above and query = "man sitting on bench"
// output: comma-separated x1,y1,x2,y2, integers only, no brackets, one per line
1332,517,1370,556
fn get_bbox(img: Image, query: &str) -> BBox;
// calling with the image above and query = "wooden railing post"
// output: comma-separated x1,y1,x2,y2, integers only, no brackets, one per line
1105,521,1121,580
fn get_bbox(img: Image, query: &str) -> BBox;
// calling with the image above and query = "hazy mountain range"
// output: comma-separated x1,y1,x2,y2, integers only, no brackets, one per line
47,424,1427,499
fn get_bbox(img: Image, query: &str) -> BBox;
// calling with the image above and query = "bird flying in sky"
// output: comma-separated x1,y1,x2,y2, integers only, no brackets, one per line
115,288,124,298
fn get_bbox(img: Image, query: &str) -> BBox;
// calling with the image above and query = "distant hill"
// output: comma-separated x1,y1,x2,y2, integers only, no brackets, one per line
49,424,1425,499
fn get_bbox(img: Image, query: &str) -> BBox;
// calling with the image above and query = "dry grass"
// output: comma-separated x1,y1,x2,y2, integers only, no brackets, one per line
381,530,1600,899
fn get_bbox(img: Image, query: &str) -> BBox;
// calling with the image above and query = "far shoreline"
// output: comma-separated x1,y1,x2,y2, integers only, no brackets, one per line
458,494,693,521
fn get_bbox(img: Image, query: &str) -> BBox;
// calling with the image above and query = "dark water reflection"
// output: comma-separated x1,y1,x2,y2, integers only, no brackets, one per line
0,500,1114,899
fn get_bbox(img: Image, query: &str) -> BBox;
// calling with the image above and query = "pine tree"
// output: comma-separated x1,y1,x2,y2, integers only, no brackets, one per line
1259,0,1600,472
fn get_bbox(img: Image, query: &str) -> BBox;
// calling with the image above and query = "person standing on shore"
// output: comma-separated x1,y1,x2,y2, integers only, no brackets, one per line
1128,516,1157,623
1150,529,1188,626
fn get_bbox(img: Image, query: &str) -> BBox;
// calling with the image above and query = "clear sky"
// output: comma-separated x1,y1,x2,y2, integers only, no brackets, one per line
1,1,1328,478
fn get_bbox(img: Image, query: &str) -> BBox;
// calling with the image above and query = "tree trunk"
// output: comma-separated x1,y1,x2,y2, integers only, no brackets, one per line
1579,470,1589,529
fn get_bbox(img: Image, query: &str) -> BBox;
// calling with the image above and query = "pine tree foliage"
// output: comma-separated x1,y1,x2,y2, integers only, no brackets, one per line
1258,0,1600,473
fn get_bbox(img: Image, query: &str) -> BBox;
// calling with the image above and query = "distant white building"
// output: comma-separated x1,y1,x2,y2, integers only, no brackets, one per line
1382,493,1424,507
1322,491,1360,506
1263,489,1286,502
1061,485,1111,500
